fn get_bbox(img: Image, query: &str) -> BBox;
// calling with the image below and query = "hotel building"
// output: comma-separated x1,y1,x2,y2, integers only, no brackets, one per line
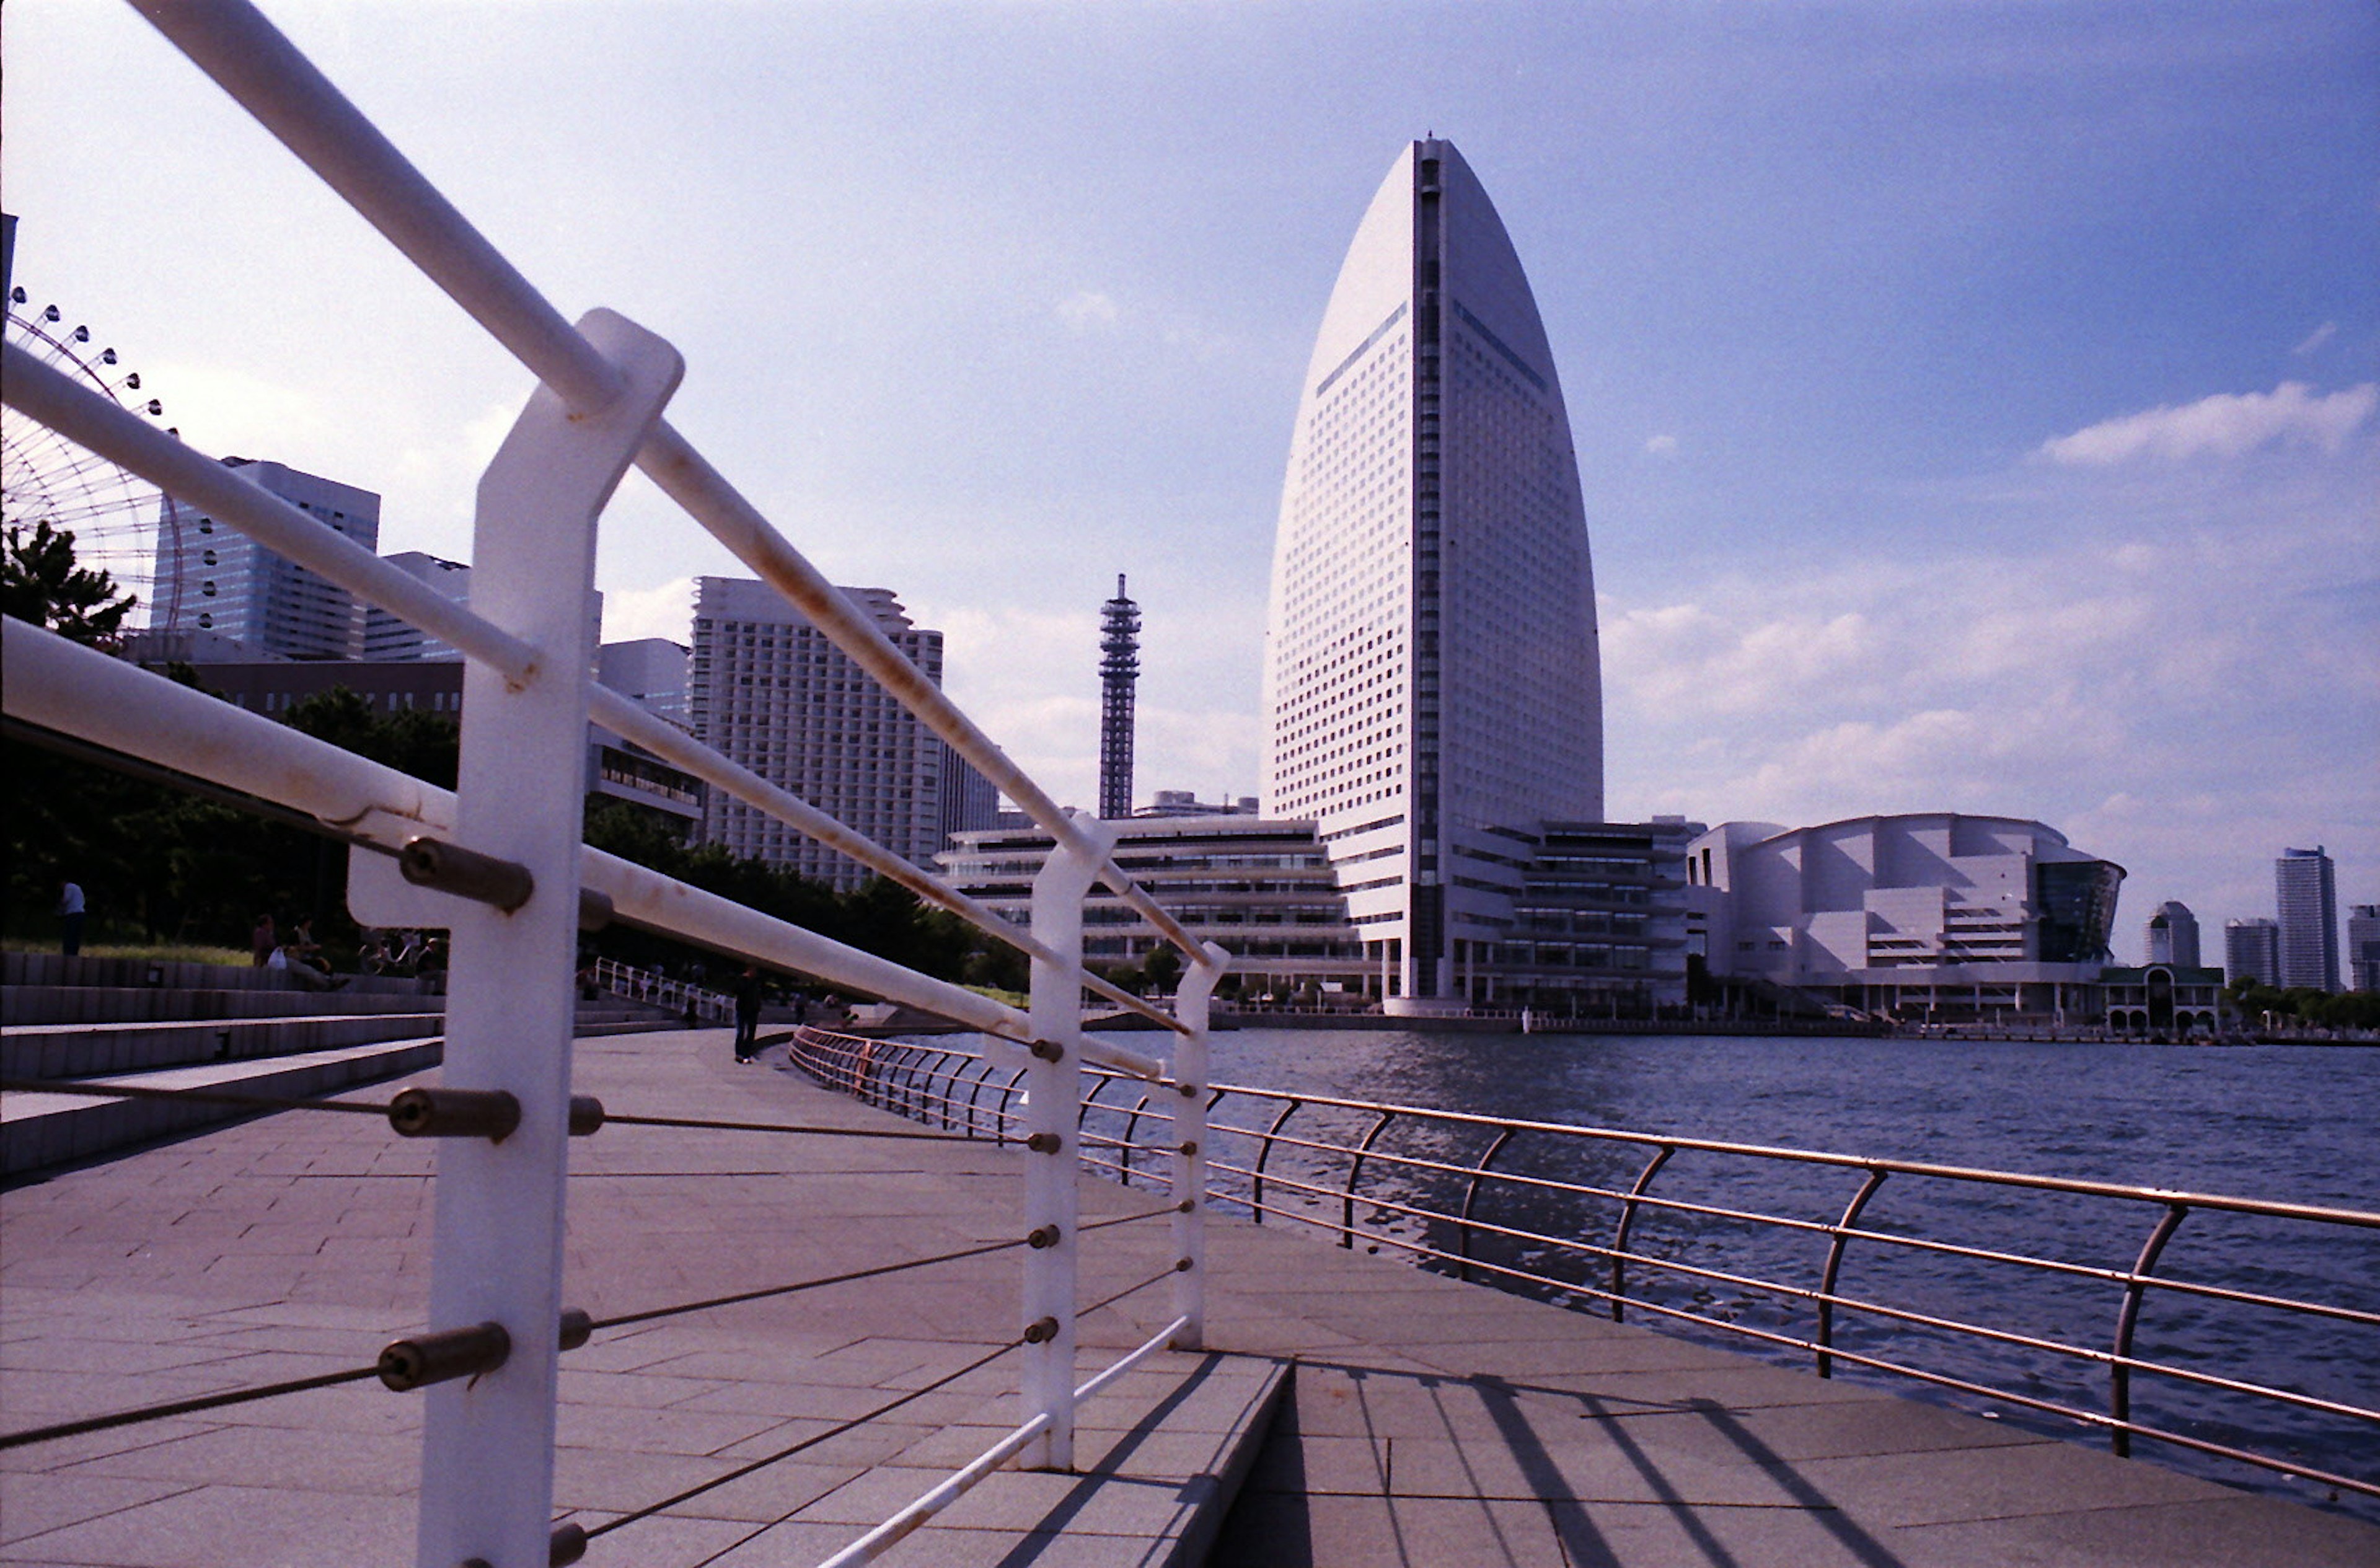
2275,846,2341,993
1263,138,1602,1013
689,578,945,888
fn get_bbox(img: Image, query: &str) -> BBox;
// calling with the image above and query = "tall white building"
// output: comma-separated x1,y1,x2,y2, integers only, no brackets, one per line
154,457,378,659
689,578,944,889
2347,904,2379,993
1262,138,1601,1011
2275,845,2340,992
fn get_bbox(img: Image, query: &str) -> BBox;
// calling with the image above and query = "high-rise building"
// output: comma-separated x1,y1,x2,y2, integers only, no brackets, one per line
2143,900,2201,968
2348,904,2380,993
1263,138,1600,1010
2224,917,2280,988
1098,575,1140,820
155,457,379,659
2275,846,2340,992
689,578,944,889
363,552,469,661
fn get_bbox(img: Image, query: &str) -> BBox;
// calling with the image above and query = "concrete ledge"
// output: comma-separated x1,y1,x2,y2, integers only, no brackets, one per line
0,1037,443,1177
2,1015,449,1080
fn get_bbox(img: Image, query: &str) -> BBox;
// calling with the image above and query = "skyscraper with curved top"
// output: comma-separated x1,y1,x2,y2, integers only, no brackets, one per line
1262,138,1602,1010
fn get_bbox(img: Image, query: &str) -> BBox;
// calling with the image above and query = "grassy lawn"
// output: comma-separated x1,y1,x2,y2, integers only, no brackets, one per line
2,936,252,968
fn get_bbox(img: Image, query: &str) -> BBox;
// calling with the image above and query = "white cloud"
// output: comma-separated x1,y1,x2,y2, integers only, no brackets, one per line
599,576,694,644
2036,381,2376,466
1643,433,1680,459
1055,291,1121,332
2291,321,2337,357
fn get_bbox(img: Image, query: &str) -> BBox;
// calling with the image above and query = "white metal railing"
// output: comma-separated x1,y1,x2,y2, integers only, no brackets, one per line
586,958,734,1025
0,4,1228,1564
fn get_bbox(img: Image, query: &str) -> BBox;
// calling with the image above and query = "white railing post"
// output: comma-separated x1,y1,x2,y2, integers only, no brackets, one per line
1021,811,1114,1471
414,311,681,1568
1170,943,1229,1350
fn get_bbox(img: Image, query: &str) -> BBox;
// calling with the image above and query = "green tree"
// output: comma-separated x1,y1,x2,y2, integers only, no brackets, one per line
2,518,136,642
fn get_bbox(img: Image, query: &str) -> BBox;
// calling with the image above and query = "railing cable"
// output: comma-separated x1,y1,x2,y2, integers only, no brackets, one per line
0,1363,382,1450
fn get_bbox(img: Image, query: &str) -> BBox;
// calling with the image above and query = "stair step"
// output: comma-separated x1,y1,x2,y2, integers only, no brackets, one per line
2,1013,448,1080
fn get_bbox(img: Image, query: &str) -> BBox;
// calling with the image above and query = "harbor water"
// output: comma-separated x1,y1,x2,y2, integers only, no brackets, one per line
1122,1027,2380,1520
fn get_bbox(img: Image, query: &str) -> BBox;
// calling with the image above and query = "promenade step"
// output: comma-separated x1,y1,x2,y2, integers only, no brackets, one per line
2,984,443,1027
1,1036,443,1178
1,1013,449,1080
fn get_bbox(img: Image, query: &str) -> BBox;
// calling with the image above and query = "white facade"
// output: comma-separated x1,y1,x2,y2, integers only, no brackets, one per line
1262,139,1601,1009
689,578,943,888
1686,813,2124,1018
155,457,379,659
2275,846,2341,992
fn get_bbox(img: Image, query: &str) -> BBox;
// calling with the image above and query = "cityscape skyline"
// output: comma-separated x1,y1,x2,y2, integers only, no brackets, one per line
5,1,2373,956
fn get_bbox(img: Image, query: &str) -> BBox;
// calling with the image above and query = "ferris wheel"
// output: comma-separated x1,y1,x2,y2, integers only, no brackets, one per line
2,284,180,631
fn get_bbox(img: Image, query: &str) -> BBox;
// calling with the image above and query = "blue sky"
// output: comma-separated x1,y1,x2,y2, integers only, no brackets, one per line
6,1,2374,956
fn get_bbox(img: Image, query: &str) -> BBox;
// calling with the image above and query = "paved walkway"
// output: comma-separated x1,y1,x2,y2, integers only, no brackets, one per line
5,1028,2376,1567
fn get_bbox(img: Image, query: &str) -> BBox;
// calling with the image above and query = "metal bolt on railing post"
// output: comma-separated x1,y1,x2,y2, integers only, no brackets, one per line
1170,944,1227,1349
1020,811,1114,1472
409,309,681,1568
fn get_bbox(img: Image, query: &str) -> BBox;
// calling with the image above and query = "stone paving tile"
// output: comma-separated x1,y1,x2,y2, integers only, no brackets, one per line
50,1421,423,1497
0,1472,201,1546
1215,1490,1571,1567
0,1481,414,1567
1889,1493,2380,1568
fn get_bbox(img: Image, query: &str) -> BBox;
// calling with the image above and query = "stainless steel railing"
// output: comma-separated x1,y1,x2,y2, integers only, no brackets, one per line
787,1030,2380,1512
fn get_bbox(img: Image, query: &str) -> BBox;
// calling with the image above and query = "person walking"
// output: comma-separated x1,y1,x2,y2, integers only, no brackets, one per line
733,966,764,1064
58,881,86,957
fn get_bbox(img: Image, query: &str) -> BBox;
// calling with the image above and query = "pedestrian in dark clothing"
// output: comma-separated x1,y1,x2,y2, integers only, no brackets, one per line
734,966,764,1062
59,881,86,957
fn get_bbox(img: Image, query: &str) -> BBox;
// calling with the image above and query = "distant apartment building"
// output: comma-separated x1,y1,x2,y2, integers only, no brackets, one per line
1685,813,2123,1021
689,578,944,888
154,457,379,659
2143,900,2201,968
2275,847,2340,992
2224,918,2280,988
2347,904,2379,994
362,552,469,660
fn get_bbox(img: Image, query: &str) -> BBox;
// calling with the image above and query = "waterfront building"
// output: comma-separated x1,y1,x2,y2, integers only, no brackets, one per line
2348,904,2380,993
2100,965,2224,1037
154,457,379,659
2275,846,2341,992
2143,900,2200,968
941,817,1368,1004
2225,917,2281,989
1098,576,1140,820
689,578,944,889
362,552,469,660
1262,138,1601,1013
1489,819,1699,1018
1684,813,2123,1021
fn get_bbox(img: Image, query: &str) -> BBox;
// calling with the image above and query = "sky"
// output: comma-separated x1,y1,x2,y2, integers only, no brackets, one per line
5,0,2375,961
